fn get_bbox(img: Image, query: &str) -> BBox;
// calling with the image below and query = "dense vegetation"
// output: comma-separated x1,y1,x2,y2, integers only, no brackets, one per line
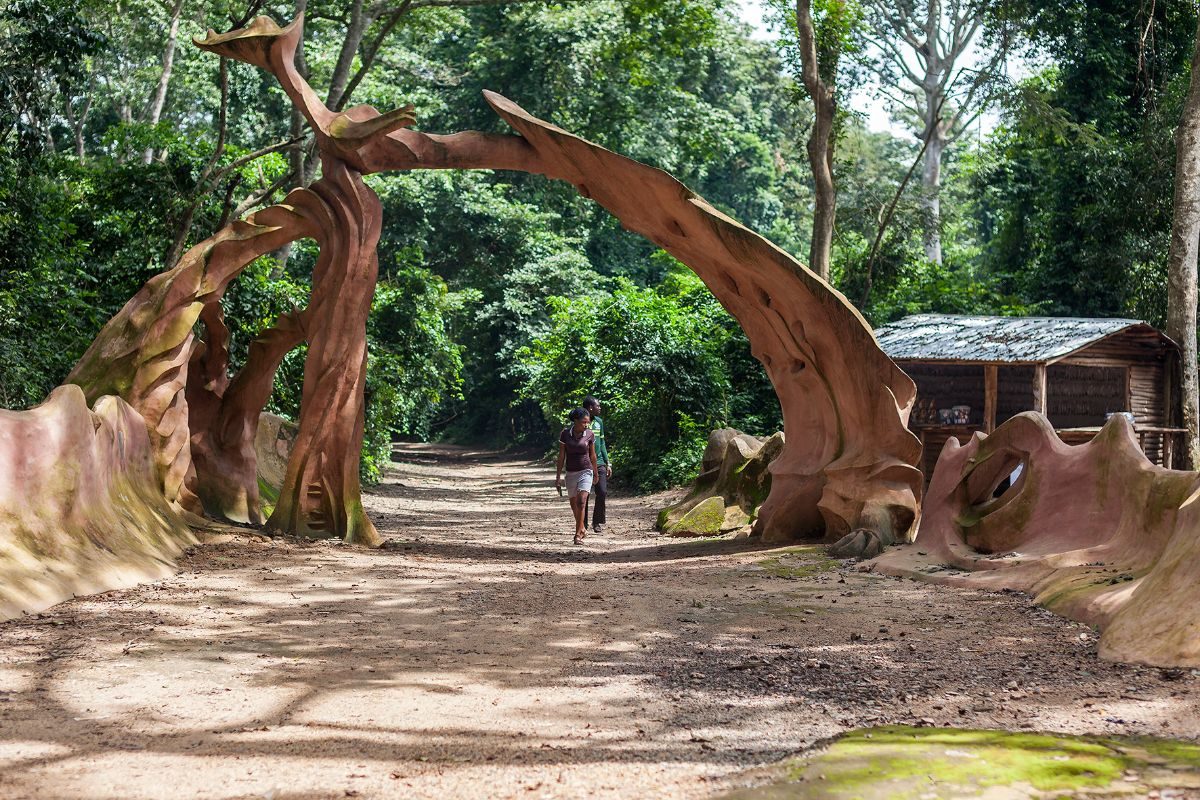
1,0,1196,488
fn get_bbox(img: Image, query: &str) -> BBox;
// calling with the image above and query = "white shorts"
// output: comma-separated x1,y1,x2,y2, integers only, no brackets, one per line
565,469,593,498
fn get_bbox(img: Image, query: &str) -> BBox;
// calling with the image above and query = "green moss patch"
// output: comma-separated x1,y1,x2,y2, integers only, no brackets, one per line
757,545,839,579
721,725,1200,800
257,476,279,518
666,496,726,536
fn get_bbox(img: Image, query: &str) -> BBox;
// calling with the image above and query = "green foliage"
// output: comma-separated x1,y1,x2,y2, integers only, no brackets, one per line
516,267,780,490
0,161,96,407
6,0,1197,502
973,0,1197,322
361,262,463,482
0,0,104,156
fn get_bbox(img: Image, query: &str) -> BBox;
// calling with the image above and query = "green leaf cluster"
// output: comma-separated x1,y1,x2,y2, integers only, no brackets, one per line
514,265,780,490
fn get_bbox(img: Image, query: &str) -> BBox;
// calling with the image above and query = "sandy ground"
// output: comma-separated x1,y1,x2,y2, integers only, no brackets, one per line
0,443,1198,800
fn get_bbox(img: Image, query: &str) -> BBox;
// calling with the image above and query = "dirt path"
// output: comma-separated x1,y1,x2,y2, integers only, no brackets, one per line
1,445,1197,800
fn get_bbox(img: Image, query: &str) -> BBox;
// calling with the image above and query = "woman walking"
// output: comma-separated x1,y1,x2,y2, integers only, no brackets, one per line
556,407,599,545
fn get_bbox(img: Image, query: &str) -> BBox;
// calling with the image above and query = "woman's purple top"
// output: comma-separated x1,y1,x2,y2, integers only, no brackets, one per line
560,427,595,472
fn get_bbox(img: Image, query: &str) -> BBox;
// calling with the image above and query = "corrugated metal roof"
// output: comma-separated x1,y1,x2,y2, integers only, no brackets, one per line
875,314,1154,363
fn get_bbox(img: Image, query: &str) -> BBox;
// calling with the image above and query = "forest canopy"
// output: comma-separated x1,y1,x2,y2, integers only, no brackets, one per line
1,0,1195,488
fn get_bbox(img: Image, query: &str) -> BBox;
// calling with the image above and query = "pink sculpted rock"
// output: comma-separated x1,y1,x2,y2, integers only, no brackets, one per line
872,412,1200,667
0,386,194,618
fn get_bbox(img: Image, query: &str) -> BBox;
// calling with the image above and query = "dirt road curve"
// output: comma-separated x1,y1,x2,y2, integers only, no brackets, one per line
0,444,1197,799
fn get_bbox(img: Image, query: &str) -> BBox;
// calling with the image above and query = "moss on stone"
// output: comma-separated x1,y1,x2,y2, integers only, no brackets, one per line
656,506,677,531
722,725,1200,800
666,496,726,536
257,476,279,518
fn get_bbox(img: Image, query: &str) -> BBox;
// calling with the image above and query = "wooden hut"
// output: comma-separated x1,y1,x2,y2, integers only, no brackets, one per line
875,314,1183,476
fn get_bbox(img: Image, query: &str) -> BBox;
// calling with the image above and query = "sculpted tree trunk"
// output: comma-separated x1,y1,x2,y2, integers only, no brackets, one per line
1166,12,1200,470
796,0,838,282
60,12,921,557
264,159,381,544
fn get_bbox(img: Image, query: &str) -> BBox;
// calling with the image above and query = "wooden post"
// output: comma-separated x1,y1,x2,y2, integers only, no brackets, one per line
1033,364,1048,416
984,364,998,433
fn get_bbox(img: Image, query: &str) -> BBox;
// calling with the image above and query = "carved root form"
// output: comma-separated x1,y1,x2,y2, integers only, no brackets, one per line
872,413,1200,667
188,307,308,524
264,159,381,545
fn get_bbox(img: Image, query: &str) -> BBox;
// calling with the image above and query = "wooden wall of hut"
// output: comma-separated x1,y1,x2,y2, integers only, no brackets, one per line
1059,332,1171,464
1045,364,1125,428
997,365,1034,421
904,364,985,425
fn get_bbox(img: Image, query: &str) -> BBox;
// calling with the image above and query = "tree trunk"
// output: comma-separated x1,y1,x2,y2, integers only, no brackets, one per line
796,0,837,281
63,94,90,160
1166,14,1200,470
142,0,185,164
326,0,371,112
920,128,946,265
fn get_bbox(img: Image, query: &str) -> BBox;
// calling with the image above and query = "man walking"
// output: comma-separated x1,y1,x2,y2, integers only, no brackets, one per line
582,396,611,534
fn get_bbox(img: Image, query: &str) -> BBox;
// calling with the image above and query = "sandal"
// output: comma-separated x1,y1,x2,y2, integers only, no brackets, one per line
573,532,585,545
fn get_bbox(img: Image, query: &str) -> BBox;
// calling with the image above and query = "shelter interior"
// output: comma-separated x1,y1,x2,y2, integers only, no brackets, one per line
875,315,1183,477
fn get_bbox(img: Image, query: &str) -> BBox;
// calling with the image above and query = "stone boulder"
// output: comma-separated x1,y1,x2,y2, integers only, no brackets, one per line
657,428,784,536
254,412,299,516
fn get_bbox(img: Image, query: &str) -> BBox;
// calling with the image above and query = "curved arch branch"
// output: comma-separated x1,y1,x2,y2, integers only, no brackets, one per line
66,202,318,514
193,12,922,547
63,12,921,550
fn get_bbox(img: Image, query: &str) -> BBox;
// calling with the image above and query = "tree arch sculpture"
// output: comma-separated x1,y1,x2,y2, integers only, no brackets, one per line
65,13,922,552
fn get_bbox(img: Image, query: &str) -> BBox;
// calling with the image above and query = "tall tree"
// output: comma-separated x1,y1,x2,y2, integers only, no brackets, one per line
975,1,1195,318
796,0,836,280
140,0,186,164
863,0,1007,265
775,0,859,281
1166,11,1200,469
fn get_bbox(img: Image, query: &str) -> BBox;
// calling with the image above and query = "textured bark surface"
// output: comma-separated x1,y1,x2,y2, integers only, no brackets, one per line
873,412,1200,668
0,386,195,619
1166,13,1200,470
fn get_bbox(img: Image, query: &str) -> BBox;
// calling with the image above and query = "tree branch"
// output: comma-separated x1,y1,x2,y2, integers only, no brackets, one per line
338,0,415,110
233,169,296,218
211,135,305,183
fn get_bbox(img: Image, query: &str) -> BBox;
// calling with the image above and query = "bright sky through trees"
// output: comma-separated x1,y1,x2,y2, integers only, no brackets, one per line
735,0,1010,137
